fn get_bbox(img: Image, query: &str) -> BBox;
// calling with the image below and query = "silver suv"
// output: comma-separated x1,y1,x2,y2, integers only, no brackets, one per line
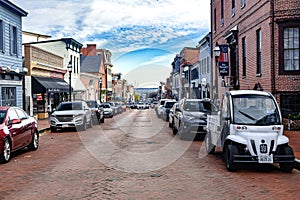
50,101,93,132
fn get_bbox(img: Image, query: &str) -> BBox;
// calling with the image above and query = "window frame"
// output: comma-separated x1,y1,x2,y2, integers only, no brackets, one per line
278,22,300,75
10,25,18,56
256,29,262,76
0,20,4,53
242,37,246,77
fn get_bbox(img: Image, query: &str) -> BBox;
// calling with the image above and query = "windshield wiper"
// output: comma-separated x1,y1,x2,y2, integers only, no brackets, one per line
238,110,256,121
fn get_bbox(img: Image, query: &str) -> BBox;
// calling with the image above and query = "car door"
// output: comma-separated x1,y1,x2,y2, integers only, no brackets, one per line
174,100,183,130
220,93,231,148
15,108,32,146
7,108,24,149
82,102,92,123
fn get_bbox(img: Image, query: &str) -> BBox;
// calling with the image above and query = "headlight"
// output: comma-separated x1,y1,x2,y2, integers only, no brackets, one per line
74,114,84,118
183,115,194,121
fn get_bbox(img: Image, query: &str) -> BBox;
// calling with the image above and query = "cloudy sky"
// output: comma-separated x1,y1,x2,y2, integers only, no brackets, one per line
12,0,210,87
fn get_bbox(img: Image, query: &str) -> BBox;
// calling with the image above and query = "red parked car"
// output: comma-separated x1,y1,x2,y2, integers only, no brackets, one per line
0,106,39,163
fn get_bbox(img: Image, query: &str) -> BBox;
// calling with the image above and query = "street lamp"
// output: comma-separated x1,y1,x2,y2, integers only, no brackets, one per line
67,61,72,102
213,43,220,104
99,77,102,103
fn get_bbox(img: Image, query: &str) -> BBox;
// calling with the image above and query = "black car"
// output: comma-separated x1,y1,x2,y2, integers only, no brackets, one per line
85,100,104,124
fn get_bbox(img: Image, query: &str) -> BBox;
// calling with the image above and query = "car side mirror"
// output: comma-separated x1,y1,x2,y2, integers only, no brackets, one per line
8,118,21,126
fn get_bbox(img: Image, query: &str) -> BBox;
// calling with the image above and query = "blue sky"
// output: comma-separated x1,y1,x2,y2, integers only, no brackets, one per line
12,0,210,87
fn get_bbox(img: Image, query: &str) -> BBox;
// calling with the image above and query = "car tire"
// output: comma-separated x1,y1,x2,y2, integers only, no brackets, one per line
225,144,238,172
50,126,57,133
279,146,294,173
168,121,172,128
205,131,215,154
28,131,39,151
89,118,93,128
172,125,177,135
0,138,11,163
78,118,87,131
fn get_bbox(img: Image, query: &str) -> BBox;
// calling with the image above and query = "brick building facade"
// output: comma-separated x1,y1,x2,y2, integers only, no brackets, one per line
211,0,300,114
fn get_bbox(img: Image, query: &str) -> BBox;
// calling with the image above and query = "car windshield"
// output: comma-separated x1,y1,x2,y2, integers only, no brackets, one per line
0,110,7,124
56,102,82,111
183,101,211,112
232,94,281,125
86,101,97,108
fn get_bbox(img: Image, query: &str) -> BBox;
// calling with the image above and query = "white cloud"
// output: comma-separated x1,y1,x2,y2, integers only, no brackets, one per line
11,0,210,85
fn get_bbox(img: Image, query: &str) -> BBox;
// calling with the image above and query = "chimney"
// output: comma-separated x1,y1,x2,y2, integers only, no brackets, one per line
85,44,97,56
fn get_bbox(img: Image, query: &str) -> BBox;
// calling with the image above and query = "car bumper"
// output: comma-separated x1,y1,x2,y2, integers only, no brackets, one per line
181,122,207,135
50,117,84,129
232,154,295,163
103,112,113,117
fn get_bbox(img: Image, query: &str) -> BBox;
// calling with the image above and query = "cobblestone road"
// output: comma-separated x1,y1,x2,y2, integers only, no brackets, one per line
0,109,299,200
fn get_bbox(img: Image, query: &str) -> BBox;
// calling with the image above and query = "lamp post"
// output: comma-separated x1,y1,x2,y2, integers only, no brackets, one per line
99,77,102,103
213,44,220,104
67,61,72,102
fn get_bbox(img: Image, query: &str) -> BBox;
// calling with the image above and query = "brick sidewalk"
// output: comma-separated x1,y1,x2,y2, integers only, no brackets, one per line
38,119,50,133
284,131,300,160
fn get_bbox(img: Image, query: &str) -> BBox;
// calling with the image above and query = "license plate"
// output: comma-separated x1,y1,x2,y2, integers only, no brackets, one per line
258,154,273,163
62,124,69,128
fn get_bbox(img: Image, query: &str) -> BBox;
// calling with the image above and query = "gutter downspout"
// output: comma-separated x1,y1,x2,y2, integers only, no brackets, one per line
270,0,276,94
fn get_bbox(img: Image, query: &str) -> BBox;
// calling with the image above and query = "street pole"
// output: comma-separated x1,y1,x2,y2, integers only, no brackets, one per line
67,61,72,102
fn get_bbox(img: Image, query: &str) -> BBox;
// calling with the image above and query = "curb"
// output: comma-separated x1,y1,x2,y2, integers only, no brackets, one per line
38,127,50,134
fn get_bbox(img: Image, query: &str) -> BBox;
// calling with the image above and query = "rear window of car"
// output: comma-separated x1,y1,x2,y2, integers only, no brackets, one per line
86,101,97,108
183,101,211,112
165,102,176,108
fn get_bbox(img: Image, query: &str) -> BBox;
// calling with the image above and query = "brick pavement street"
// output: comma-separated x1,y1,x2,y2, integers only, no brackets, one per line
37,118,300,170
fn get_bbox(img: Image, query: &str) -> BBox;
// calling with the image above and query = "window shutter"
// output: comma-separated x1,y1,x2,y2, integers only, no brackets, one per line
10,24,13,55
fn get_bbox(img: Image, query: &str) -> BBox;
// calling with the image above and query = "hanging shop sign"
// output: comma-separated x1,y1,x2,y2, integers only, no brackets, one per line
218,45,229,77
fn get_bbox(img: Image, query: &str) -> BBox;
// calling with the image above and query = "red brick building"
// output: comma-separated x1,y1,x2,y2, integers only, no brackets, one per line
211,0,300,114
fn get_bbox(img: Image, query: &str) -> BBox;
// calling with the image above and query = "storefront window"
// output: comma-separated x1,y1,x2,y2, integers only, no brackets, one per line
1,87,16,106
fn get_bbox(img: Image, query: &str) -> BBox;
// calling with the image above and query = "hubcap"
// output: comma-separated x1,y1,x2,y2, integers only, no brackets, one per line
34,133,39,148
4,140,11,161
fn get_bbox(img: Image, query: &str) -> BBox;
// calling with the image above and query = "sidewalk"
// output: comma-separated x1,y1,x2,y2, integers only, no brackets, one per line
36,119,300,170
38,118,50,133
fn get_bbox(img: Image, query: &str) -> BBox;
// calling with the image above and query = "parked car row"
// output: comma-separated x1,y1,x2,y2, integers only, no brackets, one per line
156,98,213,140
50,100,126,133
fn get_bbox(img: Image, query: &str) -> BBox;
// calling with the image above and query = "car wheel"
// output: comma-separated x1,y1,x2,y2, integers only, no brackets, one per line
172,124,177,135
89,118,93,128
178,126,185,140
0,138,11,163
78,118,87,131
279,146,294,173
28,131,39,151
100,117,105,123
205,131,215,154
50,126,57,133
168,121,172,128
225,144,238,172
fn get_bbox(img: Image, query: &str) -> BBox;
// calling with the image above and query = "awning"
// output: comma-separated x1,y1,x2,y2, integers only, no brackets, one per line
32,76,70,93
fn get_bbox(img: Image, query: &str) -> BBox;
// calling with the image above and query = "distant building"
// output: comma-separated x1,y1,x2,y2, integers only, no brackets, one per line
23,38,86,102
0,0,27,107
81,44,113,102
